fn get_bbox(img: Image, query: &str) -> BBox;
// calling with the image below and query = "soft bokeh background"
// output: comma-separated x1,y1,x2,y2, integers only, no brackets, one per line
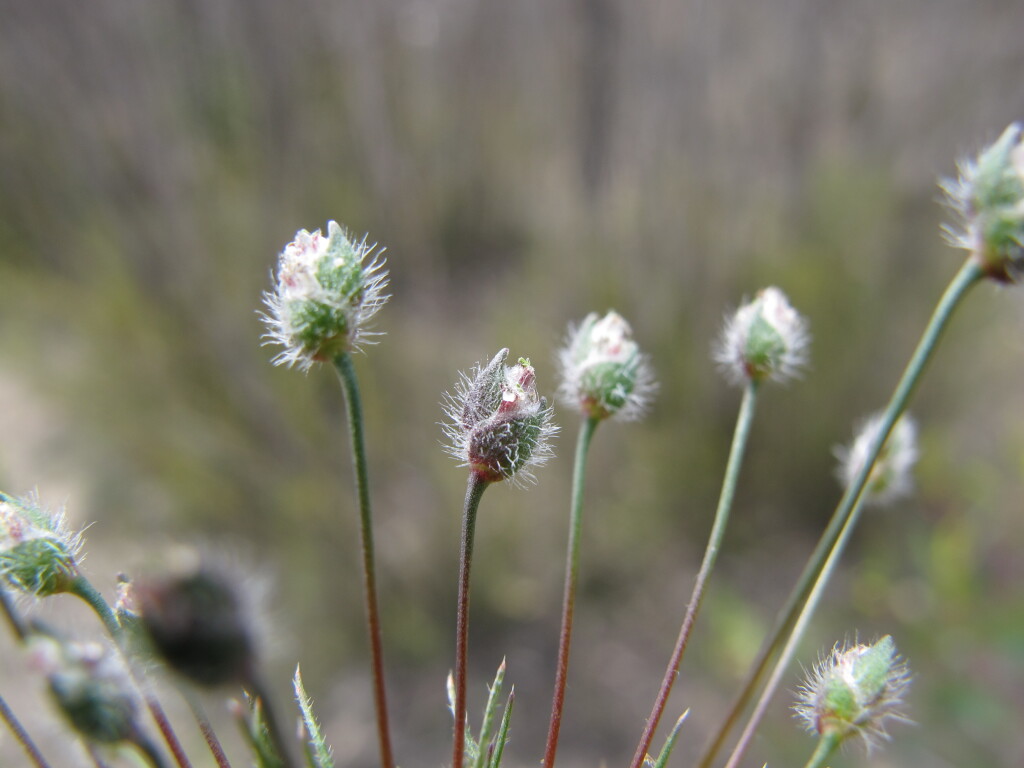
2,1,1024,766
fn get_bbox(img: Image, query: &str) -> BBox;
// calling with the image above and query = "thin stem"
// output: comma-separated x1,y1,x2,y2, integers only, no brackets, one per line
453,473,490,768
629,381,759,768
0,693,52,768
801,732,841,768
69,575,121,638
333,352,395,768
542,416,599,768
146,696,195,768
183,690,231,768
0,584,28,641
720,257,983,768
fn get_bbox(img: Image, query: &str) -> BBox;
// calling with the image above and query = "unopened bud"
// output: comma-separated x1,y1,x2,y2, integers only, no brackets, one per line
136,559,256,687
942,123,1024,282
714,287,809,386
444,349,557,484
0,492,83,597
558,311,656,421
30,637,139,745
795,635,911,751
835,413,918,505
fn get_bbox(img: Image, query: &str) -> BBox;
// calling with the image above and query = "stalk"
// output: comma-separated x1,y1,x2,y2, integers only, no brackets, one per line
629,381,759,768
333,352,395,768
719,257,983,768
452,473,490,768
0,693,52,768
542,415,600,768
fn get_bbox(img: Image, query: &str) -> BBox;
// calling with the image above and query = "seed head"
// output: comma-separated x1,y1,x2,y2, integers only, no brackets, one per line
443,349,557,485
834,413,918,506
942,123,1024,282
714,287,810,386
794,635,911,752
0,492,84,597
262,221,389,370
558,311,656,421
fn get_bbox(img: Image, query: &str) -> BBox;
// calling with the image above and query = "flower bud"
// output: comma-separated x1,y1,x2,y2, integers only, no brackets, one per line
714,287,809,386
30,637,140,745
942,123,1024,282
0,492,83,597
558,311,656,421
795,635,911,751
262,221,389,370
834,413,918,505
136,558,256,687
444,349,557,484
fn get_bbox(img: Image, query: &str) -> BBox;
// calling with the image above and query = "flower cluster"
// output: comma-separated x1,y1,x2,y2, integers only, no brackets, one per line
444,349,557,485
834,413,919,505
0,492,83,597
795,635,911,751
262,221,389,370
558,311,656,421
942,123,1024,282
714,287,809,386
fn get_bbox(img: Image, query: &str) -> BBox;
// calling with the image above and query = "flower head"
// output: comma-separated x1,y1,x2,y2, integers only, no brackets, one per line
136,553,259,687
0,492,84,597
795,635,911,752
262,221,389,370
443,349,557,485
30,636,140,745
714,287,810,386
835,413,918,506
942,123,1024,282
558,311,656,421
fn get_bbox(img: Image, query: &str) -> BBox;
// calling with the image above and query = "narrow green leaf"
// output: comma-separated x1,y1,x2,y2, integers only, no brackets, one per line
294,665,335,768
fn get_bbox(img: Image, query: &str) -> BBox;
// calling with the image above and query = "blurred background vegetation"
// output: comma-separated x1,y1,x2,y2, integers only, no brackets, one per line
2,1,1024,766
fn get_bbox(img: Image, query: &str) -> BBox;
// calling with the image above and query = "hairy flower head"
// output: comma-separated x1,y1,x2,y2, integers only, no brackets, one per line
558,311,656,421
30,636,140,745
443,349,557,485
835,413,918,506
795,635,911,752
942,123,1024,282
0,491,84,597
262,221,389,370
714,286,810,385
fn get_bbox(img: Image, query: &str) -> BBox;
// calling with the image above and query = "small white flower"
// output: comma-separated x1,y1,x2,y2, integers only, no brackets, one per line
558,311,656,421
795,635,911,752
443,349,557,485
262,221,389,370
714,287,810,386
834,413,918,506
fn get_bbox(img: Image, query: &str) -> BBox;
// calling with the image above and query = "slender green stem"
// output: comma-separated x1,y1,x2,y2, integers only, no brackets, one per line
69,575,121,638
629,381,759,768
542,416,599,768
0,693,52,768
802,732,841,768
453,473,490,768
333,352,395,768
719,257,983,768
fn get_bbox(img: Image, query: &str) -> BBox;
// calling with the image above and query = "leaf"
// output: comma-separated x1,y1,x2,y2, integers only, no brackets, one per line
294,665,335,768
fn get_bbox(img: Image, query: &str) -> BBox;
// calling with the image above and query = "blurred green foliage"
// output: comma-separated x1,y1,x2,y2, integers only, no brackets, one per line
2,1,1024,766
